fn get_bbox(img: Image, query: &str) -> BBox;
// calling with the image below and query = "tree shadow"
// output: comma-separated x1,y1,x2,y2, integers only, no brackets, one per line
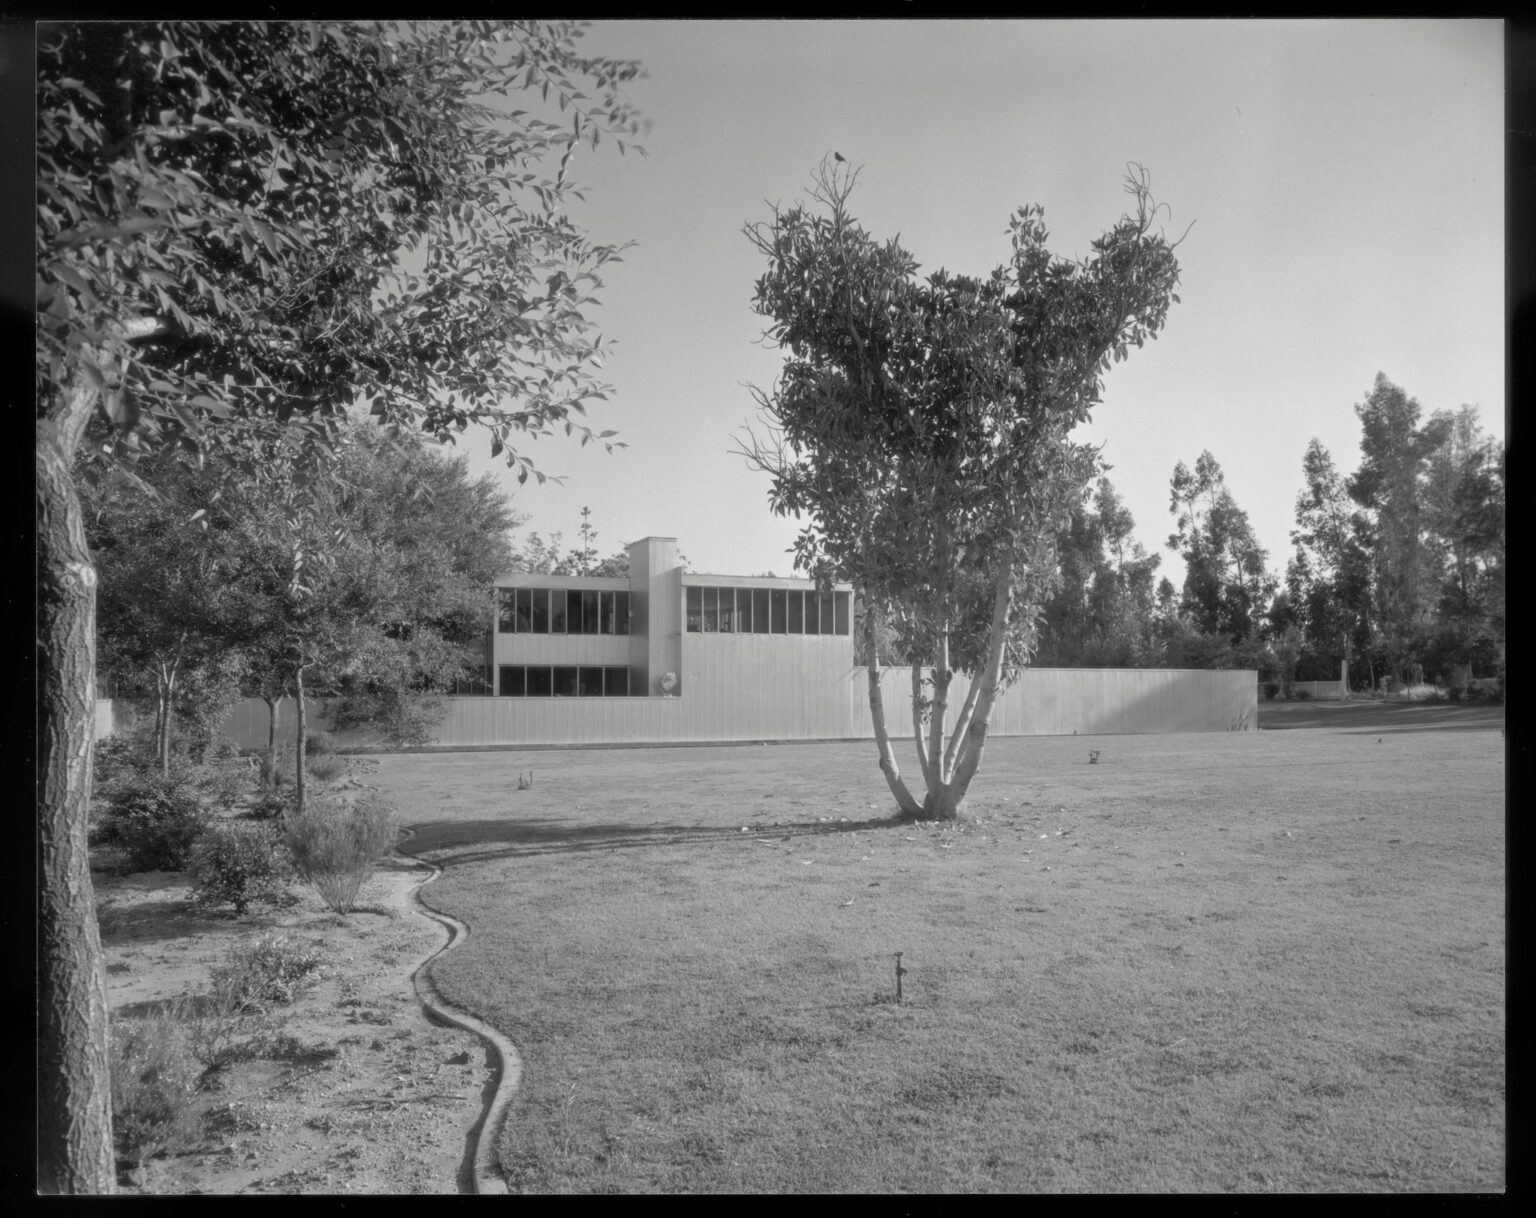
1258,701,1505,733
400,813,899,871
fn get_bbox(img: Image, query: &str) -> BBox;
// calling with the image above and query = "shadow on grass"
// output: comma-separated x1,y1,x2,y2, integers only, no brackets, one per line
400,814,898,871
1258,700,1504,733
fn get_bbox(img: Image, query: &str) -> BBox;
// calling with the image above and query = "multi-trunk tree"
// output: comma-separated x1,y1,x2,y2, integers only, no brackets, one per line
742,159,1184,820
38,20,642,1191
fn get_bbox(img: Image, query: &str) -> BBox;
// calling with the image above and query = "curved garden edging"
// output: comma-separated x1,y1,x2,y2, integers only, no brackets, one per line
394,829,523,1196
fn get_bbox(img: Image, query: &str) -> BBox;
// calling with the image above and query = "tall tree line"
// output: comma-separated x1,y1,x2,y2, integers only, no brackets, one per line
1032,373,1503,692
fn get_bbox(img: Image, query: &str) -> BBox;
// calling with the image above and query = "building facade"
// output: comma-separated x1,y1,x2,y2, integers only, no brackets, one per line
194,535,1257,749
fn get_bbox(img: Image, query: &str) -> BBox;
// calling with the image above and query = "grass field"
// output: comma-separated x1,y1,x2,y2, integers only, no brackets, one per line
376,716,1505,1193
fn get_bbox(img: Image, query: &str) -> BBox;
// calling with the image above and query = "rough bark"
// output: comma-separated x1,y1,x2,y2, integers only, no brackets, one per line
37,389,117,1194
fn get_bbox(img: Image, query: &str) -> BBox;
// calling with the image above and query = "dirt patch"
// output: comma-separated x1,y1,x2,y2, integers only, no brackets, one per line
97,851,494,1194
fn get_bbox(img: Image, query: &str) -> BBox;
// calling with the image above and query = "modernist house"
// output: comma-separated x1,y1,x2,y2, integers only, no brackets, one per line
203,534,1255,749
492,536,853,696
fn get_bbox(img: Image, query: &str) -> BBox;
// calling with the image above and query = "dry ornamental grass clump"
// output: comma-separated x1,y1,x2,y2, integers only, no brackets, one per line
282,794,399,914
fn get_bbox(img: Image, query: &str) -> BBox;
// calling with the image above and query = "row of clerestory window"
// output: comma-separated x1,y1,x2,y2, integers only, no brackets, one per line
498,665,631,697
498,588,630,635
686,587,850,635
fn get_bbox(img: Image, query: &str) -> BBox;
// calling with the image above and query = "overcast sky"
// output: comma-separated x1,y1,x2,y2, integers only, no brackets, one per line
462,18,1504,587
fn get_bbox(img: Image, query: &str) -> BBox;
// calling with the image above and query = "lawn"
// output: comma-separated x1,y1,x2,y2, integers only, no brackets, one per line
373,720,1505,1193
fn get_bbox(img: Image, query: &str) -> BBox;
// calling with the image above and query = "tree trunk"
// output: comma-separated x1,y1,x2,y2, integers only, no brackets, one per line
261,694,281,792
942,573,1016,818
910,662,933,791
294,664,308,817
862,607,922,817
37,395,117,1194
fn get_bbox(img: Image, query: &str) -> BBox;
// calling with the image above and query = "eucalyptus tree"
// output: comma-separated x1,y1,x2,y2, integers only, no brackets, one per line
37,20,642,1190
1285,438,1373,694
1346,374,1452,685
1166,450,1275,644
742,160,1184,820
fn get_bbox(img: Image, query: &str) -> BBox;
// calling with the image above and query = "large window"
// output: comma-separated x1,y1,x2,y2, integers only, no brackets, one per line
497,586,629,635
499,665,633,696
684,586,852,636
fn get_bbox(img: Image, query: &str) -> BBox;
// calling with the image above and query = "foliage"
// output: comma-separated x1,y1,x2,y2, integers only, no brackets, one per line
305,732,336,756
92,736,147,793
328,690,446,749
208,933,326,1011
1263,681,1279,700
108,1013,200,1170
1036,477,1163,667
98,771,211,871
306,752,349,784
741,158,1183,817
187,821,292,915
282,795,399,913
41,20,644,486
249,789,293,821
38,19,645,1190
1166,450,1276,644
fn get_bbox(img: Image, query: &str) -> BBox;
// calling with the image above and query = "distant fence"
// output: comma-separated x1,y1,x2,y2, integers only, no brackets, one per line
117,666,1258,752
1259,679,1345,700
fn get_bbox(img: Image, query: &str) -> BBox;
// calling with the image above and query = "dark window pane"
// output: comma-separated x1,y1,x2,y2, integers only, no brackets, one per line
719,588,735,633
528,667,553,697
819,593,835,635
553,666,579,697
580,590,597,634
497,590,516,633
787,589,803,633
498,666,525,697
578,666,604,696
753,588,770,633
703,586,718,632
735,588,750,633
805,591,820,634
532,589,549,632
686,585,702,632
550,591,566,633
770,588,787,633
567,592,583,636
835,591,851,635
600,591,614,634
515,588,532,633
615,591,630,635
604,667,629,696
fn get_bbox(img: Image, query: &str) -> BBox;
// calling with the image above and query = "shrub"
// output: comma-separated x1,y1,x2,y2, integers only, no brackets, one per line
283,795,399,914
1262,682,1279,701
177,758,248,811
109,1011,201,1170
208,932,326,1014
187,822,292,916
93,736,147,790
249,789,293,821
307,753,348,785
98,773,211,872
1294,689,1312,701
306,731,338,756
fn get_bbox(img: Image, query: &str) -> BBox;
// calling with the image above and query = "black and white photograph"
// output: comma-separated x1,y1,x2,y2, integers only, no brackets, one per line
35,18,1505,1195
